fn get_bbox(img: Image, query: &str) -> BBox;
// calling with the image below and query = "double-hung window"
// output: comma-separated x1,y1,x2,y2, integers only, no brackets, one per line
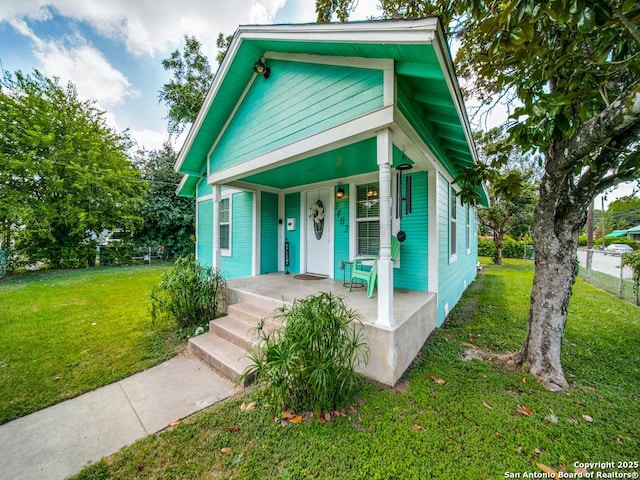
219,197,230,253
466,206,471,254
450,187,457,259
356,182,380,257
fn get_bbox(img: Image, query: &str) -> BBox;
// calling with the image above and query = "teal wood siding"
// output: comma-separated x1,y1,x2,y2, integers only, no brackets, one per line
197,179,212,197
221,191,254,279
196,199,213,268
436,173,478,325
284,192,301,274
333,184,350,279
261,191,279,274
394,172,428,291
209,60,384,173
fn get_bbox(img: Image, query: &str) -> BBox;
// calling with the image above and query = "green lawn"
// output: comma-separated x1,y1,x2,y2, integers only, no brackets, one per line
0,264,180,424
74,260,640,479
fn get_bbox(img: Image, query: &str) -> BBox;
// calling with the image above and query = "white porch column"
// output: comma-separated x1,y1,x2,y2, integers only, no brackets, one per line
212,184,222,270
377,129,394,328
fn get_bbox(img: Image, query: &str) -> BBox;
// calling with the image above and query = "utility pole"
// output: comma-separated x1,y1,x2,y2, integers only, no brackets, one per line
601,196,606,249
586,201,594,270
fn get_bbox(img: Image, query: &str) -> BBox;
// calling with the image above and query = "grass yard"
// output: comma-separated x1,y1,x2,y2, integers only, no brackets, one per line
0,264,181,425
74,260,639,480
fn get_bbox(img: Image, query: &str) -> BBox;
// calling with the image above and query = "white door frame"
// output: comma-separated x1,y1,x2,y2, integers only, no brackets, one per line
301,187,334,277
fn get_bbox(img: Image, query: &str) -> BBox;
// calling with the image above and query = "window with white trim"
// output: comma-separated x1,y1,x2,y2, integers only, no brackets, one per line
450,187,457,259
356,182,380,257
220,197,230,253
466,206,471,254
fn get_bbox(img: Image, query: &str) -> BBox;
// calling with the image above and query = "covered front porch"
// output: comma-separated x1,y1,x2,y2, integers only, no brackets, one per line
225,273,437,386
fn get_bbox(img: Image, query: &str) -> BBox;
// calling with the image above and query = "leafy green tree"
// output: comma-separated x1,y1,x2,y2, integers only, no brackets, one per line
0,70,145,269
606,195,640,231
134,144,195,258
159,35,215,136
316,0,358,22
216,33,233,66
316,0,640,390
479,178,537,264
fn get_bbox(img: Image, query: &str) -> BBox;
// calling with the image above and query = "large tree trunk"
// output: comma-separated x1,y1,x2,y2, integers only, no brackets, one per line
510,166,587,391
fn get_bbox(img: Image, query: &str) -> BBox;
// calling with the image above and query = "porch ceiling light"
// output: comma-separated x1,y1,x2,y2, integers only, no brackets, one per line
336,182,345,199
253,56,270,79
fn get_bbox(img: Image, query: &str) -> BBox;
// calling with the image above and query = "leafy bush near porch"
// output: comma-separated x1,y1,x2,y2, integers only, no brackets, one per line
243,292,369,413
149,254,226,331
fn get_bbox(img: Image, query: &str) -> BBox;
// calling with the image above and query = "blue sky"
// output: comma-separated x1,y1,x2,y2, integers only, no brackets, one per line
0,0,379,150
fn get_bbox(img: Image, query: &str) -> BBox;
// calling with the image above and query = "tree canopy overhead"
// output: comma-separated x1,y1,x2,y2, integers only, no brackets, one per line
159,35,215,136
0,70,145,269
316,0,640,390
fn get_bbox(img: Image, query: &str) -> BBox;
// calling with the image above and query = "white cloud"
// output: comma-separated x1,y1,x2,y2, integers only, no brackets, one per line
350,0,382,20
1,0,291,58
9,18,137,110
249,0,287,24
36,38,138,109
130,129,168,152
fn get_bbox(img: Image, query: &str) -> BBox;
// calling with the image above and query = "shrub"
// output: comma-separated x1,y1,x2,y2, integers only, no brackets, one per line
243,292,369,413
149,254,226,331
478,237,496,258
502,236,525,258
621,250,640,306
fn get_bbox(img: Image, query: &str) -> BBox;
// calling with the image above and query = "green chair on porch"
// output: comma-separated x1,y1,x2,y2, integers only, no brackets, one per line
349,236,401,298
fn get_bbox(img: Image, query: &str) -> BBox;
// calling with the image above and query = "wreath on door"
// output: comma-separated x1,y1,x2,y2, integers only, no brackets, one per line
309,200,325,240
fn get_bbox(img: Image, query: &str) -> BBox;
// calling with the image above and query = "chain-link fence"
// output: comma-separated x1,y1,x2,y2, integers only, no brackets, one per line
576,249,636,303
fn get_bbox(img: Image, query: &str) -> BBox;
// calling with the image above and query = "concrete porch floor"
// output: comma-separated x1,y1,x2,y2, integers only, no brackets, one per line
225,273,438,385
226,273,435,327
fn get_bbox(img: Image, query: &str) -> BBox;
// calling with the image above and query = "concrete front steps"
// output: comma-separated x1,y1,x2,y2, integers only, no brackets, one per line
188,301,279,386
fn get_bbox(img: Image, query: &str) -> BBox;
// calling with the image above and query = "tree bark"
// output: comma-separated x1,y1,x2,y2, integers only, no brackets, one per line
510,160,587,391
494,232,503,265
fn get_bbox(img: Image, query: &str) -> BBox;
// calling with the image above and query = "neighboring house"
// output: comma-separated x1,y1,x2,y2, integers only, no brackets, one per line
175,18,489,385
626,225,640,241
606,226,640,241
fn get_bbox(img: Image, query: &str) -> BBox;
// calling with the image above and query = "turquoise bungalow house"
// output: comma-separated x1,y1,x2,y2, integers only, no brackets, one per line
175,18,488,386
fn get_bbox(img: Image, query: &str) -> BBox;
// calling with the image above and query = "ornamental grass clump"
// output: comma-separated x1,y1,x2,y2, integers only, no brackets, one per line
243,292,369,413
150,254,226,331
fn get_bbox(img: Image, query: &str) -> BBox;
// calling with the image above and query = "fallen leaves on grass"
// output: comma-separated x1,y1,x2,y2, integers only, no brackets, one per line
240,402,256,412
224,426,241,432
429,375,446,385
279,411,305,425
536,463,558,479
168,418,181,427
220,447,231,454
482,401,493,410
515,405,533,416
582,415,594,423
411,424,423,430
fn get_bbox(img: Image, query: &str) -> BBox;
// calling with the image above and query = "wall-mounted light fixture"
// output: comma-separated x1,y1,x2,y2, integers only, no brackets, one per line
253,56,270,79
336,182,345,199
396,162,413,219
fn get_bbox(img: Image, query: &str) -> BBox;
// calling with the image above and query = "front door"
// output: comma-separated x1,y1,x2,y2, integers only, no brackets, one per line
305,188,331,276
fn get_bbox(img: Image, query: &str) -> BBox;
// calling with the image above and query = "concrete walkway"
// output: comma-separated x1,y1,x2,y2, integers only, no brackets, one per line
0,356,237,480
